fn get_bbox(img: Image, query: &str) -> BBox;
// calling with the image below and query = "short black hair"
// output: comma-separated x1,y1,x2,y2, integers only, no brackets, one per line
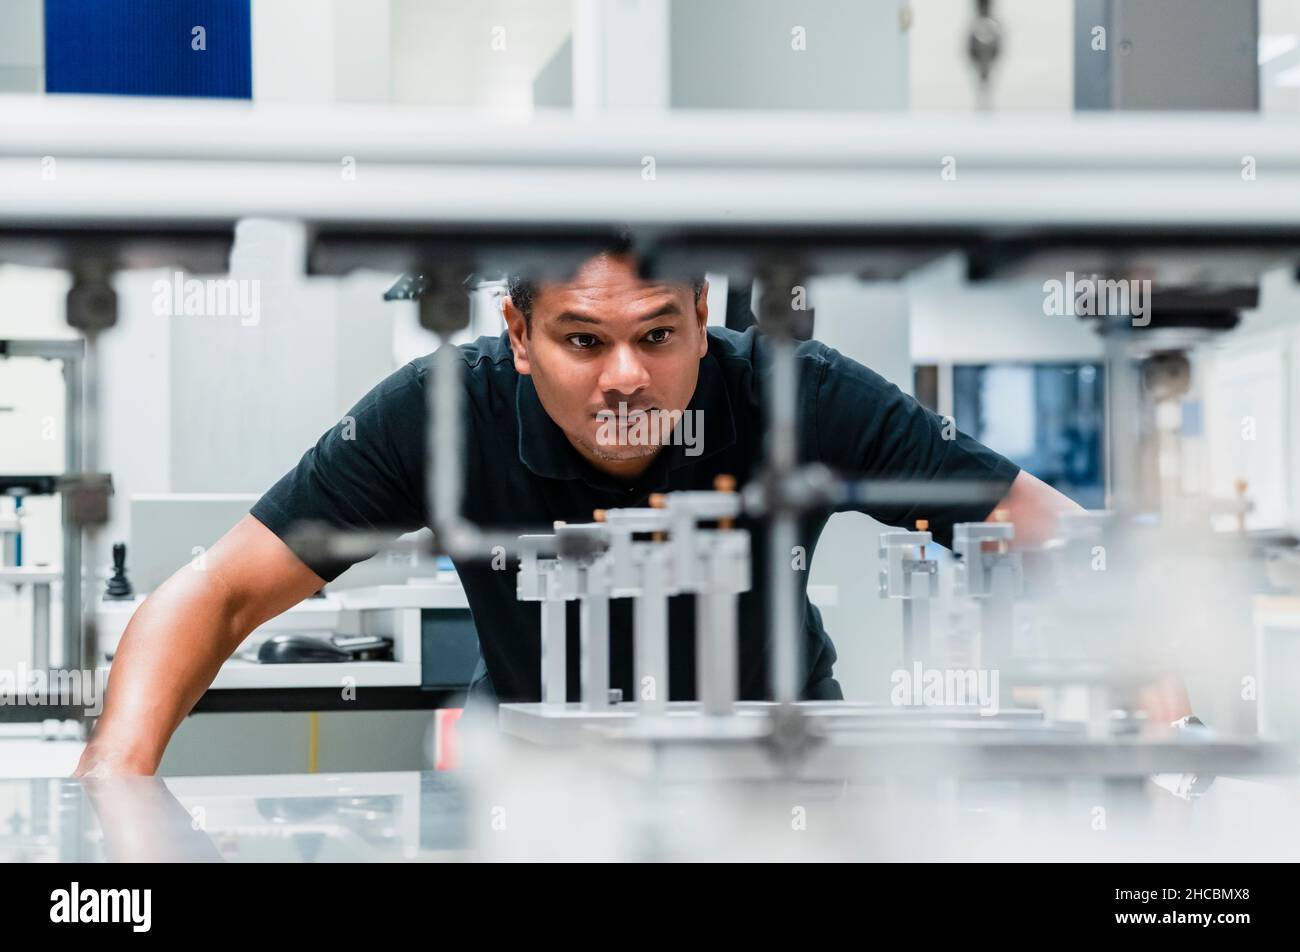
507,233,705,333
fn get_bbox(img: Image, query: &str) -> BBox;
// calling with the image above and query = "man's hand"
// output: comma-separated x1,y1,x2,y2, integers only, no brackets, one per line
1138,672,1195,732
72,746,156,779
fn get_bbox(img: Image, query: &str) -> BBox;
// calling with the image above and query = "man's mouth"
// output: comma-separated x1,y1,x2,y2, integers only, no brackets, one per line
593,406,657,419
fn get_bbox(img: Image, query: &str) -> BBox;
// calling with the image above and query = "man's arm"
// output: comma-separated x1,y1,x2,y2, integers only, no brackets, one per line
73,515,325,777
991,469,1082,547
75,353,435,777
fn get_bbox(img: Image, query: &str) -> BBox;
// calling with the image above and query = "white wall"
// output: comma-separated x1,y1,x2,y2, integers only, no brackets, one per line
1261,0,1300,114
168,220,396,493
93,272,173,581
390,0,572,110
910,285,1106,365
574,0,669,111
1199,266,1300,535
0,0,42,93
251,0,391,103
251,0,342,103
671,0,909,111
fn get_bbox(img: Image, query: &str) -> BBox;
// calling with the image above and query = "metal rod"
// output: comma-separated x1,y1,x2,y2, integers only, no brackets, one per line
61,349,83,672
79,332,102,674
768,335,800,705
846,479,1010,508
431,339,463,553
427,335,550,560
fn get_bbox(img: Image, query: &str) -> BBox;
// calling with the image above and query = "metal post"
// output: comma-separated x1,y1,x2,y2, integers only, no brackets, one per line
61,353,83,672
980,563,1015,665
1103,331,1142,514
880,529,937,674
580,559,611,711
982,561,1017,706
768,335,800,705
540,594,567,707
33,581,51,670
901,573,932,668
695,554,738,716
634,546,670,715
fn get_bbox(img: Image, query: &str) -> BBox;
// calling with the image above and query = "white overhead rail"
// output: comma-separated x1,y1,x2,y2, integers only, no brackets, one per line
2,97,1300,230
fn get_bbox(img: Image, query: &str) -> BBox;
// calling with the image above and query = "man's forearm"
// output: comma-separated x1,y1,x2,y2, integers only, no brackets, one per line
77,566,247,775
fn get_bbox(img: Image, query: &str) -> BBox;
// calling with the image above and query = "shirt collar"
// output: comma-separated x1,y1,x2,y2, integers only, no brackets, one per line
516,344,737,487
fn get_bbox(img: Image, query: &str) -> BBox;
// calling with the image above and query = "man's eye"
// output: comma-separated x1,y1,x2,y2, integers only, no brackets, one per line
645,328,673,344
568,334,599,349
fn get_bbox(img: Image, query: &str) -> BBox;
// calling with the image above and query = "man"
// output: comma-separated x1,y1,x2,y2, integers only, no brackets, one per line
75,242,1086,778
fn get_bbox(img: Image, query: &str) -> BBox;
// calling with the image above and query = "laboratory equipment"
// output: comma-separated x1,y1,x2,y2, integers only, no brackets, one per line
878,520,938,667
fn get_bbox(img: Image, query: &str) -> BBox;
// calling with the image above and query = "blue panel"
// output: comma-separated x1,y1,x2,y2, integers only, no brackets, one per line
45,0,251,99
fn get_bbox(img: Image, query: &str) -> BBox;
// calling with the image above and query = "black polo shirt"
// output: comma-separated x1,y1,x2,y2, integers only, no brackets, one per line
250,326,1020,704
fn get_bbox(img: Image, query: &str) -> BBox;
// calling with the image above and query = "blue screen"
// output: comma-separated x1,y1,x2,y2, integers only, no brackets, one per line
45,0,251,99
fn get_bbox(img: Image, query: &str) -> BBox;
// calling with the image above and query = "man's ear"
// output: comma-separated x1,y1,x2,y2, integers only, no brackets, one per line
502,296,532,375
695,279,710,358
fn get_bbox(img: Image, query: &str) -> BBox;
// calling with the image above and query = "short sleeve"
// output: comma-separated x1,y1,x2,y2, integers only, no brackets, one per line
808,345,1020,548
250,361,428,582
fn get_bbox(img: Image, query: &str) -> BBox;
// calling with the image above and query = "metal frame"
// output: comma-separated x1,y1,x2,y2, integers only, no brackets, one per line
0,338,85,673
3,99,1300,762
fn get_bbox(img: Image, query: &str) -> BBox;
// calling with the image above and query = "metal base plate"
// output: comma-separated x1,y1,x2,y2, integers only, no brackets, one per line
497,700,1300,782
499,699,1044,745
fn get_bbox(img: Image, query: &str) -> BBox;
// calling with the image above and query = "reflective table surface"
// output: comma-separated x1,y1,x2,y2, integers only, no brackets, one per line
3,750,1299,861
0,771,470,863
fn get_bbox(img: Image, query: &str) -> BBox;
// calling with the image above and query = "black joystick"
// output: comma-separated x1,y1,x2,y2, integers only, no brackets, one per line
105,542,133,600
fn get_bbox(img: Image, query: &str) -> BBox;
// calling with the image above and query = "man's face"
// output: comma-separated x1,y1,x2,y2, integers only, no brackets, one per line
504,254,709,479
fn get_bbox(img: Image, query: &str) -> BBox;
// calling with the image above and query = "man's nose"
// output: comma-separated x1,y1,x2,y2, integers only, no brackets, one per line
598,343,651,398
